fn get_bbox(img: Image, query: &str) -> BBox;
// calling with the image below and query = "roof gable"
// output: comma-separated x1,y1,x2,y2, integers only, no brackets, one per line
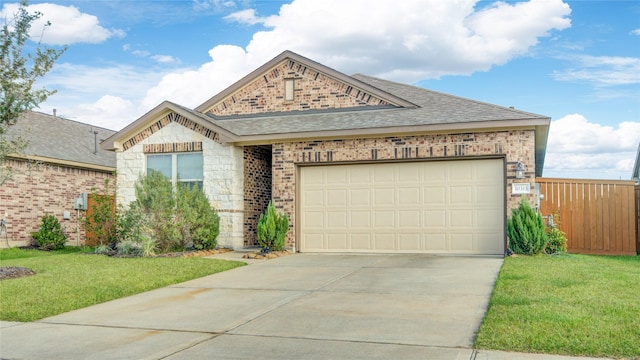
195,51,416,116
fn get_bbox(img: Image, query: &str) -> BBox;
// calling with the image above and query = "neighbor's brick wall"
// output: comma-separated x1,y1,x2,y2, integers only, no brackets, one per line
206,59,390,116
0,158,114,246
243,146,272,246
271,130,536,248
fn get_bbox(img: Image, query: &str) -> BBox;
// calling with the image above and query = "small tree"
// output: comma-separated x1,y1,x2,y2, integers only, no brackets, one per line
507,198,547,255
32,214,66,249
257,200,289,252
544,213,568,254
1,0,66,185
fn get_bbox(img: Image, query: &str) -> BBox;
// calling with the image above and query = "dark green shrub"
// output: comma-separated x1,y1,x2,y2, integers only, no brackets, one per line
133,170,179,252
176,184,220,250
130,171,219,253
545,214,568,254
257,200,289,251
507,198,547,255
32,214,67,250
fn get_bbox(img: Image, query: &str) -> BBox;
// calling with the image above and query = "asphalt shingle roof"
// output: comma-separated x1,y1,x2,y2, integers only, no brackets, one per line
4,111,116,168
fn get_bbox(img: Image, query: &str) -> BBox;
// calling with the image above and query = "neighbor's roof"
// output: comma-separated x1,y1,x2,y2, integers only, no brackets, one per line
4,111,116,171
102,50,550,175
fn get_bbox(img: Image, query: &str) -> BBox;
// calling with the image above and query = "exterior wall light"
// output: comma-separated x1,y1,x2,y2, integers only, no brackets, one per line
515,161,525,179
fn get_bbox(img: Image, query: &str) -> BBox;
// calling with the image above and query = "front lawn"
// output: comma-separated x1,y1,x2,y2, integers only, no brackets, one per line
0,248,245,322
475,254,640,359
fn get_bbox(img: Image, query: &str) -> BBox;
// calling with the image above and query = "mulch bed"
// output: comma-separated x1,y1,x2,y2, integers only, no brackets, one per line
0,266,36,281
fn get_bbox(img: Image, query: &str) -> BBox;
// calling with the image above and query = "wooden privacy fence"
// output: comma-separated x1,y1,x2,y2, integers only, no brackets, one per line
537,178,638,256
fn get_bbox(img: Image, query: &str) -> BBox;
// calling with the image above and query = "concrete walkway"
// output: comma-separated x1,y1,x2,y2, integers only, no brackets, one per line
0,252,610,359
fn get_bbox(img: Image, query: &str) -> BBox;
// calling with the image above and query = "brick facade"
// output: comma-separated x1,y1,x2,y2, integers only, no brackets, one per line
206,59,390,116
0,158,114,246
243,146,272,246
271,130,537,248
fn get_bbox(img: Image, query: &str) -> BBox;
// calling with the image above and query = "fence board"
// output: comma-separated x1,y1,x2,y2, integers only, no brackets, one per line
537,178,638,256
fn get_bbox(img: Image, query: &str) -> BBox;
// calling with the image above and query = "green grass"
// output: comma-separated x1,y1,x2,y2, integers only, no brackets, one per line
0,247,245,322
475,254,640,359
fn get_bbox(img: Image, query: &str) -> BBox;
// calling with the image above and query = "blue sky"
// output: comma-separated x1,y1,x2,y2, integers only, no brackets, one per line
1,0,639,179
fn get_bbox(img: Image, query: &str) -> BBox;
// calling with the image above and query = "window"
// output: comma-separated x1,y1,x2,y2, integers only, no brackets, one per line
284,78,295,101
147,152,203,189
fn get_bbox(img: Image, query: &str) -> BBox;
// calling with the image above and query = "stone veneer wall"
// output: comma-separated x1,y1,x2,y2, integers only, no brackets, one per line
207,59,390,116
271,129,537,248
0,158,114,246
116,119,245,249
243,146,272,246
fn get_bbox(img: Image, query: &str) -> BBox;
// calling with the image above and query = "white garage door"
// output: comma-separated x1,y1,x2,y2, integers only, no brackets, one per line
299,159,504,254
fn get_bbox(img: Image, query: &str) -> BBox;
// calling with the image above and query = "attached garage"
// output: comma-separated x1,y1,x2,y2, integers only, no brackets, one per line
299,159,505,255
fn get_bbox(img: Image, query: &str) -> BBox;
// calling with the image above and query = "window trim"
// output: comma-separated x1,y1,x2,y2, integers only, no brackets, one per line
146,152,203,188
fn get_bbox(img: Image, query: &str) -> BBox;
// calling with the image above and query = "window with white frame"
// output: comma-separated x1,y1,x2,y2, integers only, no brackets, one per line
146,152,203,189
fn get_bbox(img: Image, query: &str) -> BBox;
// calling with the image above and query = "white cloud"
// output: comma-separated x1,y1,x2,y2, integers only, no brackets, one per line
631,29,640,36
141,0,571,108
224,9,265,25
553,55,640,86
544,114,640,179
0,2,125,45
193,0,237,12
151,55,180,64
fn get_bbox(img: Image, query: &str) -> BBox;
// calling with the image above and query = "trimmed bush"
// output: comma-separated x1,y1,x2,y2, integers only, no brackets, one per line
507,198,547,255
257,200,289,251
545,214,568,254
31,214,67,250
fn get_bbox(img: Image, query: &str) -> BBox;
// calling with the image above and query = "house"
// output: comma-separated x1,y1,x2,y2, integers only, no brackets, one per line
103,51,550,255
633,142,640,184
0,111,116,246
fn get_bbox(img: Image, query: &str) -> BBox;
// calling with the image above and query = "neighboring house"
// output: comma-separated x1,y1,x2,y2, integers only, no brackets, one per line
0,111,116,246
633,142,640,184
103,51,550,255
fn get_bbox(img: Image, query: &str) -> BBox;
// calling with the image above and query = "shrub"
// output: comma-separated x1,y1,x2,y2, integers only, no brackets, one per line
507,198,547,255
257,200,289,251
31,214,67,250
545,214,568,254
176,184,220,250
133,171,179,252
130,171,220,253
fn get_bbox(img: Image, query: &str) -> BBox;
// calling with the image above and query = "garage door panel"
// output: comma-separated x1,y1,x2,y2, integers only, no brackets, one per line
302,233,325,250
399,210,421,227
399,187,420,204
424,210,446,227
450,186,472,204
328,234,348,249
327,211,347,228
327,189,347,206
373,167,395,183
424,187,446,205
304,211,324,228
374,211,395,227
374,234,396,250
349,188,371,205
398,234,421,251
300,159,504,254
450,233,474,251
351,233,372,250
350,211,371,228
424,234,447,251
374,188,395,205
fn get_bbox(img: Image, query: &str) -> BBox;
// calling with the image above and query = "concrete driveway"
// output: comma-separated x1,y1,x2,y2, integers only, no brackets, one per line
1,253,503,359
